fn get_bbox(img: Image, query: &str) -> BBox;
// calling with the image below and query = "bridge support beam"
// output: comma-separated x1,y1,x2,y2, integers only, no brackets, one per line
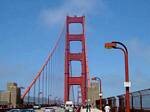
64,16,88,104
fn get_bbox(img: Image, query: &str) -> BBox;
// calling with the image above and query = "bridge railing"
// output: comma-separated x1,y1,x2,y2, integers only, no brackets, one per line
75,106,81,112
96,88,150,112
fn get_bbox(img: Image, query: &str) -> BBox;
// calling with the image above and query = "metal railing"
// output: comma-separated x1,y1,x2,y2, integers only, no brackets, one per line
96,88,150,112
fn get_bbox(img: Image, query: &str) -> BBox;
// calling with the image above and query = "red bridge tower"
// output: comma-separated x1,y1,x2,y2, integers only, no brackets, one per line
64,16,88,104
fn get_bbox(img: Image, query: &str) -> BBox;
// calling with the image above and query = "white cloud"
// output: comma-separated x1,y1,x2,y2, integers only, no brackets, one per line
39,0,104,27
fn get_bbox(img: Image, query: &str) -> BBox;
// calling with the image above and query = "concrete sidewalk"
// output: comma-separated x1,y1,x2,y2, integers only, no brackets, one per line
80,108,102,112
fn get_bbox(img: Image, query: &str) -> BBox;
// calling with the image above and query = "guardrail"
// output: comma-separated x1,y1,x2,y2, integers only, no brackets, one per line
96,88,150,112
75,107,81,112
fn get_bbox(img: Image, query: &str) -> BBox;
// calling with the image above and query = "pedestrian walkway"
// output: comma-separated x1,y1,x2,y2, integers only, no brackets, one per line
80,108,102,112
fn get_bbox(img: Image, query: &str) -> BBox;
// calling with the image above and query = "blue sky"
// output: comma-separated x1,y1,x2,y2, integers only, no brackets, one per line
0,0,150,99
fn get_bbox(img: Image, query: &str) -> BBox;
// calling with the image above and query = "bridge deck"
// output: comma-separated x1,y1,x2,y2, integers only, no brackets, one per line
34,106,102,112
80,108,102,112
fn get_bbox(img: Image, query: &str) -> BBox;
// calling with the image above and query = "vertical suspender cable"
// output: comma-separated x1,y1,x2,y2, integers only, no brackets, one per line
34,81,36,104
21,24,65,104
48,61,50,105
45,64,48,104
42,70,44,104
28,91,30,104
51,56,54,102
50,58,52,104
38,75,41,104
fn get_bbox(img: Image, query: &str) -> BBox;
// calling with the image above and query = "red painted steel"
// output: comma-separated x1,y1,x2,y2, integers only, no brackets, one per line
64,16,88,104
77,86,82,104
112,41,130,112
105,41,130,112
21,25,65,100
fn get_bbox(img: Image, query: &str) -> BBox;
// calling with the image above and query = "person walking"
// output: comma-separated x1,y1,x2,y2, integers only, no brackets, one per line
104,104,111,112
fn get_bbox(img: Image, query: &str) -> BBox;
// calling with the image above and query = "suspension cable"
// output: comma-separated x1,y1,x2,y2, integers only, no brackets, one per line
21,23,65,100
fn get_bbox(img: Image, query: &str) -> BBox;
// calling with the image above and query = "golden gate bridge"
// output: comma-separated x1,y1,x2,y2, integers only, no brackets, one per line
0,16,150,112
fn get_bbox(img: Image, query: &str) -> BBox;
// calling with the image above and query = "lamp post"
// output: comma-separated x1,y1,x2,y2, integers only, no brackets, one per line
55,97,58,104
38,92,43,104
105,41,131,112
92,77,102,111
19,86,25,96
48,94,52,105
19,87,25,105
58,98,62,105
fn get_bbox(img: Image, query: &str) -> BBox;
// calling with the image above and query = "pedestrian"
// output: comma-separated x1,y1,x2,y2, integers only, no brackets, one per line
104,104,111,112
86,103,91,112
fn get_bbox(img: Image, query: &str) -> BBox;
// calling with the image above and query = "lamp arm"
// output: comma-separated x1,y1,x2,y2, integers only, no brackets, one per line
112,41,128,54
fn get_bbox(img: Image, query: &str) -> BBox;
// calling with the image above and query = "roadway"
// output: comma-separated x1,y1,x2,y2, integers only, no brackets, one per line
35,106,102,112
8,106,101,112
35,106,65,112
80,108,102,112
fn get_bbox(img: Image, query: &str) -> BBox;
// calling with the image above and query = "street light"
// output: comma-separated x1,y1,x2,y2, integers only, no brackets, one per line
58,98,62,105
55,97,58,104
105,41,131,112
19,87,25,105
19,86,25,95
38,92,43,104
92,77,102,111
48,94,52,105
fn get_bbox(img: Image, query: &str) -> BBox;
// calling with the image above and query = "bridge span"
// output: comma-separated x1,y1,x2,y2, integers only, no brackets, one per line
0,16,150,112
